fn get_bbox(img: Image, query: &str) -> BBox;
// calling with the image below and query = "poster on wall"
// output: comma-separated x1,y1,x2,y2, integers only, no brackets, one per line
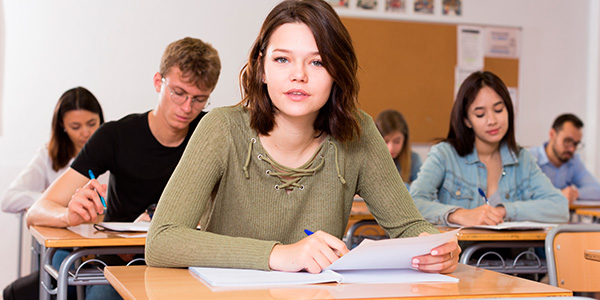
484,27,520,59
508,87,518,115
385,0,405,13
457,25,484,70
414,0,433,14
357,0,378,10
442,0,461,16
327,0,349,8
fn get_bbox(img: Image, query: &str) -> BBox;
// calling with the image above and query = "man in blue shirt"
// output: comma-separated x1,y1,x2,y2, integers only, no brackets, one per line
529,114,600,203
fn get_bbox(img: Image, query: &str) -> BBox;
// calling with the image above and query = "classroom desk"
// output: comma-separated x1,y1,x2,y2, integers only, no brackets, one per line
574,208,600,218
569,200,600,210
584,250,600,262
30,224,146,300
104,264,571,300
436,226,549,275
345,200,550,275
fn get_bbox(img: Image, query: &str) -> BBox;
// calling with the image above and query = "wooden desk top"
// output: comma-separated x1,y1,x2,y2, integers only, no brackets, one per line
30,224,146,248
584,249,600,262
105,264,571,300
575,208,600,218
437,226,549,241
569,200,600,210
349,200,373,222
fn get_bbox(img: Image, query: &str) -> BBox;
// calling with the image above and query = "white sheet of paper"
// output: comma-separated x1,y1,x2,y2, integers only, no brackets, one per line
572,200,600,206
189,230,461,287
189,267,343,287
463,221,557,230
326,229,459,271
95,221,151,232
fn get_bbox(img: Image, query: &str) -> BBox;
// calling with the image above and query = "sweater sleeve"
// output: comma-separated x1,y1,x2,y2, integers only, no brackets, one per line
354,113,438,238
145,108,278,269
2,147,52,213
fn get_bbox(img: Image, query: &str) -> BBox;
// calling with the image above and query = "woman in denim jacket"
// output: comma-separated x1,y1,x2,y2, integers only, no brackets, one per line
410,71,569,226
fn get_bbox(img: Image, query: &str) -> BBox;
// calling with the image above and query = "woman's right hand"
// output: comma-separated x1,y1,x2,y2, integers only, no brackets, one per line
268,230,349,274
448,205,505,226
64,179,106,226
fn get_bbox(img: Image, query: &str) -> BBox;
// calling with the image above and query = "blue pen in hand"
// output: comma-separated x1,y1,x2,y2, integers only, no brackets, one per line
303,229,344,257
478,188,490,206
88,170,107,209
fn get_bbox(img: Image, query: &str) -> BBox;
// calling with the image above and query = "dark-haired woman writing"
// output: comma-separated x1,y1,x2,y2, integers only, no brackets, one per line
410,71,568,226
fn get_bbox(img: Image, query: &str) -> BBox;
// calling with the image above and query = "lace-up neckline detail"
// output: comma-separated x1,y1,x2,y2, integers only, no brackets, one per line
242,137,346,191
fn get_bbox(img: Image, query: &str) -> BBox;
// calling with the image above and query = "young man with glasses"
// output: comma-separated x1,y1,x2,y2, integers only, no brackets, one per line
529,113,600,203
27,37,220,227
20,37,220,299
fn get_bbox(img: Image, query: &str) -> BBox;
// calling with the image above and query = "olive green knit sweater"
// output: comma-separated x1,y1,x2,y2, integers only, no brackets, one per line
145,105,438,270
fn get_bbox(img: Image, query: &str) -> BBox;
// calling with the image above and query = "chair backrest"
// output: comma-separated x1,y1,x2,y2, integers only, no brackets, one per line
545,224,600,292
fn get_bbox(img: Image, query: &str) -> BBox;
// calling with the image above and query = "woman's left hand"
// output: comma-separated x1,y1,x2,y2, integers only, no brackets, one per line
411,232,461,273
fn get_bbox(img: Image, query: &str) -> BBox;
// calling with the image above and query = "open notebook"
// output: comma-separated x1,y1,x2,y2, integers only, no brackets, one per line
189,229,460,287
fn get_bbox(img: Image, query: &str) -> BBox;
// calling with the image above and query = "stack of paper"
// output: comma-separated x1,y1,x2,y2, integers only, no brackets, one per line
189,229,460,287
450,221,557,231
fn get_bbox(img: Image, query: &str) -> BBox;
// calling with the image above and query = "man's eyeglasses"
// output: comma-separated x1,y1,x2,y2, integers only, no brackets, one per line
162,78,209,109
563,138,584,151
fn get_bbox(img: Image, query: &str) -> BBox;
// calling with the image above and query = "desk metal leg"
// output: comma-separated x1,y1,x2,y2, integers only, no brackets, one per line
39,245,56,300
55,247,145,300
17,213,23,278
31,235,41,273
459,241,546,274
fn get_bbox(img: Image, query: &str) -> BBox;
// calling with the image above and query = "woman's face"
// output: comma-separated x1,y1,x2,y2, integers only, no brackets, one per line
262,22,334,124
62,109,101,152
464,86,509,148
383,131,404,159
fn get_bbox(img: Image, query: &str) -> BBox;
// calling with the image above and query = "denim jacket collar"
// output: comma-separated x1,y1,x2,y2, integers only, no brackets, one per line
464,142,519,167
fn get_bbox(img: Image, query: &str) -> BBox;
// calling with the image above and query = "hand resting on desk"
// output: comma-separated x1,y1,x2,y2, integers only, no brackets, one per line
448,205,506,226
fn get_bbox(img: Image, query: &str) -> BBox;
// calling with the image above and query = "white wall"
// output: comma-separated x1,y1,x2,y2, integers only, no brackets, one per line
0,0,598,290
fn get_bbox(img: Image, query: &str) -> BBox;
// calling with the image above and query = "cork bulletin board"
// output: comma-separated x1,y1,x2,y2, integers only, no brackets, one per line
342,17,519,143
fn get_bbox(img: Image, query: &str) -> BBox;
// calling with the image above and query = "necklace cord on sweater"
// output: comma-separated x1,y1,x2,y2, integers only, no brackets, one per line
242,138,346,189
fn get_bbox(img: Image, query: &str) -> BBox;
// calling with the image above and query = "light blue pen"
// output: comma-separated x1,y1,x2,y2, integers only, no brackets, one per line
88,170,107,209
478,188,490,206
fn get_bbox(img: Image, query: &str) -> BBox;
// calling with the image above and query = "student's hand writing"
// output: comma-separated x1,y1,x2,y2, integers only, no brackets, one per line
561,185,579,204
268,230,349,274
448,205,505,226
412,232,460,273
65,179,106,226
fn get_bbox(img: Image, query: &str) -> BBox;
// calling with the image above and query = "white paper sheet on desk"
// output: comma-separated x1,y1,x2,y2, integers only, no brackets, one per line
325,229,460,271
451,221,557,231
95,221,151,232
189,267,457,288
189,230,460,287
